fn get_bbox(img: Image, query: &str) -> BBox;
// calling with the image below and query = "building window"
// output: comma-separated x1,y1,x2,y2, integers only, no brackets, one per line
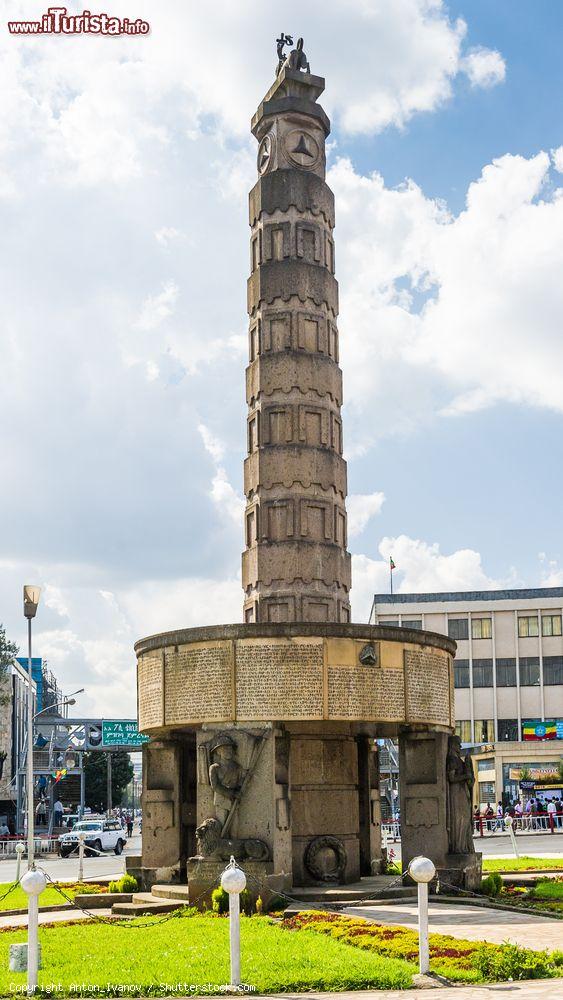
472,618,492,639
455,720,472,743
473,659,493,687
542,614,562,637
496,658,516,687
454,660,470,688
474,719,494,742
402,619,422,630
518,615,539,637
477,758,494,773
448,618,469,640
479,781,496,802
544,656,563,685
498,719,519,741
519,656,540,686
380,619,399,626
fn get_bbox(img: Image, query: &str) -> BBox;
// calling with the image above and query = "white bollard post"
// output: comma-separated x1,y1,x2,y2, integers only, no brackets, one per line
78,832,85,883
15,842,25,883
505,815,520,858
221,857,247,988
21,868,47,991
408,856,436,976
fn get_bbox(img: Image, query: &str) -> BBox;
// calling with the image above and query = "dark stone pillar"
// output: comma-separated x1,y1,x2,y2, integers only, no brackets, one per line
357,736,382,875
399,730,449,875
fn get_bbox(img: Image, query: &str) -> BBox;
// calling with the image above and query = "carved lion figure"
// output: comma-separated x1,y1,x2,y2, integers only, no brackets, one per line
195,817,270,862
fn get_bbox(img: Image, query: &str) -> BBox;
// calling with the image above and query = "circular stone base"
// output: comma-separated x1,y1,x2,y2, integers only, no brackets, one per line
135,622,455,734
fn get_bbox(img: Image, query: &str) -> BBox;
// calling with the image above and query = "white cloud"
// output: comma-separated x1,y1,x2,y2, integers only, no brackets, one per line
135,280,179,332
551,146,563,174
330,149,563,448
347,492,386,538
351,535,517,621
155,227,182,247
198,424,245,527
462,46,506,89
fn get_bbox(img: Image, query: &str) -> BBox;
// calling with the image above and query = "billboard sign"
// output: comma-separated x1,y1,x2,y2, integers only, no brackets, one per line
101,720,149,747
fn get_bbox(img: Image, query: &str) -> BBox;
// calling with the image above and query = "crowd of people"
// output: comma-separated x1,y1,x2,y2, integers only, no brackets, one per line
474,797,563,832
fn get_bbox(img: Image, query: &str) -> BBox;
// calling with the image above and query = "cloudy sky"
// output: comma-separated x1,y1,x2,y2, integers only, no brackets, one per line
2,1,563,717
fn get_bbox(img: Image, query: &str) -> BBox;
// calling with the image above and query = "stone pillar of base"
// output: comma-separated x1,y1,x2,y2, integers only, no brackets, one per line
399,730,449,875
137,739,183,887
357,735,383,875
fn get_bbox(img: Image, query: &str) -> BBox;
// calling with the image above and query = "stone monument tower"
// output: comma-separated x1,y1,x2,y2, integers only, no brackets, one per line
242,58,351,625
133,41,480,900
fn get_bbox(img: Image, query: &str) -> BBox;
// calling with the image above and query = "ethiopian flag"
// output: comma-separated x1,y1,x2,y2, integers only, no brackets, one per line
390,557,396,570
52,768,67,783
523,720,557,741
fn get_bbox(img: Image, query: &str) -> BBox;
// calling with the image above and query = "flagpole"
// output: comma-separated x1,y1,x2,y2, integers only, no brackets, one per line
390,562,393,596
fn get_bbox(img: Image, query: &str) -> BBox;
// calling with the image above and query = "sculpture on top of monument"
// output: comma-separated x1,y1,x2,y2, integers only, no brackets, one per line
276,32,293,75
287,37,310,73
446,735,476,855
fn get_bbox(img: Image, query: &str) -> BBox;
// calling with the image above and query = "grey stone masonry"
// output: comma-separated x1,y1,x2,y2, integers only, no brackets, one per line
243,66,351,624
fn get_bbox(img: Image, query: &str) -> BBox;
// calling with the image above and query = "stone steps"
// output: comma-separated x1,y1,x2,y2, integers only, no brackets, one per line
111,892,186,917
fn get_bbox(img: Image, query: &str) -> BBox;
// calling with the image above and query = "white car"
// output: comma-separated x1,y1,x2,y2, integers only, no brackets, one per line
59,818,127,858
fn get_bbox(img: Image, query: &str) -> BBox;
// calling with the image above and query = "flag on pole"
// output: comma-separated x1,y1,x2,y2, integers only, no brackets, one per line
52,768,67,784
389,556,396,595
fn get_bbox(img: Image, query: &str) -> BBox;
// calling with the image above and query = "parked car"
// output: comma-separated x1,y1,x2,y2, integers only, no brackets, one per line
58,818,127,857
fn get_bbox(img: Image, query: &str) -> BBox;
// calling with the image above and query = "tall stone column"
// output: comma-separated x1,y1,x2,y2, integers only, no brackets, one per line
242,65,351,624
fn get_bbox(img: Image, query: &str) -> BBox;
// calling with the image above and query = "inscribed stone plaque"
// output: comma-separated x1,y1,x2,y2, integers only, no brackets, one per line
235,639,323,720
138,654,163,730
405,796,440,828
327,665,404,721
165,642,233,723
404,649,451,726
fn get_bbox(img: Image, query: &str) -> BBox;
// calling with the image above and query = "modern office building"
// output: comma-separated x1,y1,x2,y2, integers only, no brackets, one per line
0,660,37,821
370,588,563,806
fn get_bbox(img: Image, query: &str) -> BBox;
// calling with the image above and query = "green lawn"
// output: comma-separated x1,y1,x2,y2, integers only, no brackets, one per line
0,882,105,912
532,878,563,901
0,915,415,995
483,856,563,873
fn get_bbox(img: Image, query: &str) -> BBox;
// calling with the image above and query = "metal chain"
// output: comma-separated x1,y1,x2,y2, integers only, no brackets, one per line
36,867,222,929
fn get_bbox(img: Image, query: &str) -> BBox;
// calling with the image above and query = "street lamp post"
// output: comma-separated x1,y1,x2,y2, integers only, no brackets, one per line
23,585,41,869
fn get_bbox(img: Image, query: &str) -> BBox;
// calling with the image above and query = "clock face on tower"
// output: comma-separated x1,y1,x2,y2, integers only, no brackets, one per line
283,128,320,169
257,134,274,175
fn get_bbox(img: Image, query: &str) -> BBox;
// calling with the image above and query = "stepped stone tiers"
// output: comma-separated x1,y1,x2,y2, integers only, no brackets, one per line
134,47,481,901
242,66,351,625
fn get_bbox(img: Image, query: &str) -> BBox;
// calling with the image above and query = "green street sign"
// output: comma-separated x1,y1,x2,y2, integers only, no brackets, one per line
101,720,149,747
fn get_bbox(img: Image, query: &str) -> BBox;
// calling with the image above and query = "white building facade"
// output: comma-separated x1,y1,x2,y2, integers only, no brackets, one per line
370,587,563,747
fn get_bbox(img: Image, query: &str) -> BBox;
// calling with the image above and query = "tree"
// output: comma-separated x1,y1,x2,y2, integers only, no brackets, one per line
0,623,18,708
83,750,134,812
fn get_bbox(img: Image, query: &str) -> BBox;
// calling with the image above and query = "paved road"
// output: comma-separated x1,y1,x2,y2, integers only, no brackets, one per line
0,834,140,883
386,832,563,860
345,900,563,951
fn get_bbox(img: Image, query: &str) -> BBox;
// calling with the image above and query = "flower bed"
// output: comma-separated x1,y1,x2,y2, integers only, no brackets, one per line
284,911,563,983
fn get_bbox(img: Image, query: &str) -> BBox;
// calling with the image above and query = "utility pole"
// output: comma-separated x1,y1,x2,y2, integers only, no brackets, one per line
106,752,112,814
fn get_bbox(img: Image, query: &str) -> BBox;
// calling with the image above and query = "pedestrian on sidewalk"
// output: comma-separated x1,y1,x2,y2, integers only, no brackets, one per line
495,801,505,831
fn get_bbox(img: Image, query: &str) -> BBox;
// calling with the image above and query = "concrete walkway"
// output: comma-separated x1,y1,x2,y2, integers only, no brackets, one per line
253,985,563,999
345,900,563,950
0,907,113,929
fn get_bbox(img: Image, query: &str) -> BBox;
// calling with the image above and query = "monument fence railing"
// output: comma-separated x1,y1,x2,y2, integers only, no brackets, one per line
382,811,563,844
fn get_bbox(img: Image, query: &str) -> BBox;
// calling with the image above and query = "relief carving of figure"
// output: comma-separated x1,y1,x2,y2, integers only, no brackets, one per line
208,733,244,827
446,735,475,855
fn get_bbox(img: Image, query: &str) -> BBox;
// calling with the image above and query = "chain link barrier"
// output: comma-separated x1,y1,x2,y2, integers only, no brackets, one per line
35,867,222,929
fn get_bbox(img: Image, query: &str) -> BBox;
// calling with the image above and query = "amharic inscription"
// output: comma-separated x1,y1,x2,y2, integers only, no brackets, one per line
138,654,163,730
165,644,233,723
236,640,323,719
404,649,451,726
328,665,404,720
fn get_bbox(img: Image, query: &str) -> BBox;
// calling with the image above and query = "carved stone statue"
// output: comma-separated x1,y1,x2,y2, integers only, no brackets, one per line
208,733,244,827
276,32,293,75
195,817,270,862
287,37,310,74
446,735,475,855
